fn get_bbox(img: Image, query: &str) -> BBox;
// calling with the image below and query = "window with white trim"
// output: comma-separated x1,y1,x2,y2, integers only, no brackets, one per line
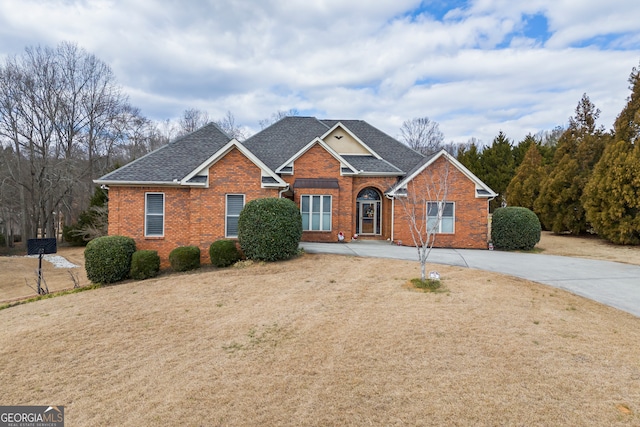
427,201,454,233
145,193,164,237
226,194,245,237
301,195,332,231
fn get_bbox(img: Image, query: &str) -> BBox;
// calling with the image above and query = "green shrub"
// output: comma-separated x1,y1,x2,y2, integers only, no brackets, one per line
0,234,5,246
209,239,241,267
84,235,136,284
129,250,160,280
491,206,541,251
238,197,302,262
169,245,201,272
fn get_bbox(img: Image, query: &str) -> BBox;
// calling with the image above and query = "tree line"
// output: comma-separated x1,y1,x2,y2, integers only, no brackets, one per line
1,41,638,246
452,64,640,245
0,42,294,246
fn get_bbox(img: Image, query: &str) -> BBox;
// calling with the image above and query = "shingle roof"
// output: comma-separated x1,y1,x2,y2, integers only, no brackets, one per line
97,123,232,183
320,120,424,173
242,117,330,170
244,117,425,174
342,155,403,174
96,117,426,185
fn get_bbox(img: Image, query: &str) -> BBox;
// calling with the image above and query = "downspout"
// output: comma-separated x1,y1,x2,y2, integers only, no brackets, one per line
278,184,290,198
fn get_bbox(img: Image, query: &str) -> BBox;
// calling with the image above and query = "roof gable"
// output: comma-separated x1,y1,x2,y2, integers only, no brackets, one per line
275,137,358,175
95,123,232,185
185,139,287,188
320,122,380,158
242,117,330,171
387,149,497,198
244,117,425,175
321,120,424,174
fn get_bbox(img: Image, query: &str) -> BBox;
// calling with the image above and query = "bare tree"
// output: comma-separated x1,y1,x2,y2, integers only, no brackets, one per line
0,42,136,241
394,156,450,282
178,108,210,136
259,108,299,129
215,110,249,140
399,117,445,156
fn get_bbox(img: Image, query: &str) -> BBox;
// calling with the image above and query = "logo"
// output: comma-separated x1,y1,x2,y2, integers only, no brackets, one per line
0,406,64,427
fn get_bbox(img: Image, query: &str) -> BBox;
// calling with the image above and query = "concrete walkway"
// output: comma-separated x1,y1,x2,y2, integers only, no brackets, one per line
300,241,640,318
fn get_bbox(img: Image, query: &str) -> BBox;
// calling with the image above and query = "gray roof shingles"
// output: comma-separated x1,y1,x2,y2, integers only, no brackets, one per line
97,117,425,184
321,119,424,174
342,155,403,174
97,123,232,183
242,116,330,170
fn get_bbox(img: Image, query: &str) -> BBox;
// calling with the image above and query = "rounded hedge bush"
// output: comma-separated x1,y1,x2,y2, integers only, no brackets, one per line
491,206,541,251
169,245,201,272
209,239,241,267
129,250,161,280
238,197,302,262
84,235,136,284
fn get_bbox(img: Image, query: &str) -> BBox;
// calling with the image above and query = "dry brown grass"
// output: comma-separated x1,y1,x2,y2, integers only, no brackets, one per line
0,237,639,425
537,231,640,265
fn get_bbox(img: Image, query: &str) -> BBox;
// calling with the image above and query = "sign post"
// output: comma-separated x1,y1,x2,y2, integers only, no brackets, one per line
27,238,57,295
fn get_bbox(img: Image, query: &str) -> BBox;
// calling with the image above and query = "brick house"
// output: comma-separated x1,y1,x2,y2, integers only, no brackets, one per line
95,117,496,265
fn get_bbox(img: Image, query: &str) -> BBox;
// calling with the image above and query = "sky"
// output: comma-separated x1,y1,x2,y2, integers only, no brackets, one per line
1,0,639,144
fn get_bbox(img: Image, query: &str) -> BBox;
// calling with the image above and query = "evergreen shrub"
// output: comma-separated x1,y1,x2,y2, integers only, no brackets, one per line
129,250,161,280
84,235,136,284
209,239,241,268
238,197,302,261
169,245,201,272
491,206,541,251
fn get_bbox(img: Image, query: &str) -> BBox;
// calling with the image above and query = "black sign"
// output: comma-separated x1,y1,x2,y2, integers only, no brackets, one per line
27,238,57,255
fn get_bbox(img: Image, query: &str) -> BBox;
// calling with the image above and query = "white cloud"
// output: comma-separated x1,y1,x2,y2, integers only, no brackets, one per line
0,0,638,145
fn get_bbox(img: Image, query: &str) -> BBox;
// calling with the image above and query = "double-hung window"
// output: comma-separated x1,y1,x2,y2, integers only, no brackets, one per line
145,193,164,237
301,195,331,231
427,201,454,233
226,194,245,238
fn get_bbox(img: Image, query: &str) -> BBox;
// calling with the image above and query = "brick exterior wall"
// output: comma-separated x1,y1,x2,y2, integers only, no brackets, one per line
107,148,279,267
391,156,490,249
107,147,490,267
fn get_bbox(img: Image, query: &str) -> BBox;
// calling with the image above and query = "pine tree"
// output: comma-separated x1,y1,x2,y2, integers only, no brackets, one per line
534,94,606,234
506,143,546,211
583,65,640,244
456,140,483,177
512,134,538,169
480,131,515,211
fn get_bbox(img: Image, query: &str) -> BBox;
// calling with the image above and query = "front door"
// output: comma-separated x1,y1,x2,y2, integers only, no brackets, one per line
359,202,377,234
356,187,382,235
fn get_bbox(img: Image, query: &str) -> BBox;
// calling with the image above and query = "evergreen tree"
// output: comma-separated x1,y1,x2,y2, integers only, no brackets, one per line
506,143,546,211
534,94,607,234
456,139,483,177
480,131,514,211
583,65,640,244
512,134,539,169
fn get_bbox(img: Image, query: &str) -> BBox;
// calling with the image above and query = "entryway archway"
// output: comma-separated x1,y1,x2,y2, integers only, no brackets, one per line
356,187,382,235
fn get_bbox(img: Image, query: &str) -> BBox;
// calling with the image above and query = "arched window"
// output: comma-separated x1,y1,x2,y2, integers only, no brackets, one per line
356,187,381,235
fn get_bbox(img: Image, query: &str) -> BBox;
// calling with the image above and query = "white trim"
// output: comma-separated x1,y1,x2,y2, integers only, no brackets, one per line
320,122,382,159
144,192,165,237
300,194,332,232
183,139,287,188
387,149,497,198
275,138,359,175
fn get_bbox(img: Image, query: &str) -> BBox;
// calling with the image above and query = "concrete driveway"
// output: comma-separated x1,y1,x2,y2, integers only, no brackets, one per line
300,241,640,318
